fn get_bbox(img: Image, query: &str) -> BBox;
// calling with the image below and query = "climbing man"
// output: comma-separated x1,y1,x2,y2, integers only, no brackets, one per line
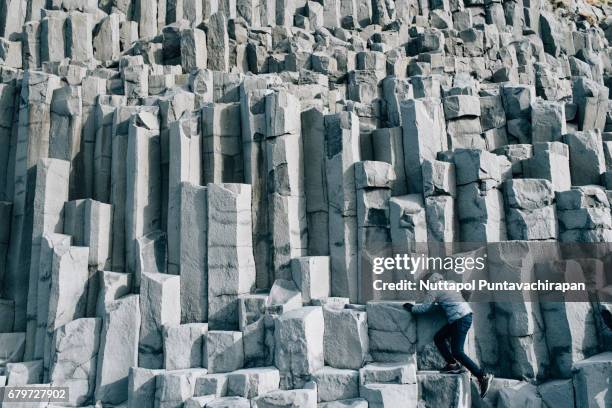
403,272,494,398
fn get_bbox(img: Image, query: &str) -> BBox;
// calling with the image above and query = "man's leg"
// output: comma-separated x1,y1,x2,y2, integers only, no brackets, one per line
433,323,456,365
449,314,483,378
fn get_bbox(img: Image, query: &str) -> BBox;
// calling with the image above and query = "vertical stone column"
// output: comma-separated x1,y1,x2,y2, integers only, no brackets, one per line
138,272,180,369
96,295,141,405
5,71,60,332
48,318,101,405
40,11,66,64
81,77,107,200
0,81,16,201
110,105,157,272
302,107,329,256
421,158,457,254
136,0,157,38
22,21,40,70
34,233,71,361
93,13,121,62
206,13,229,71
125,109,162,276
266,91,307,280
49,85,83,199
181,28,207,72
325,111,360,302
63,198,113,315
167,110,201,275
454,148,507,242
44,245,90,378
400,98,445,194
240,86,272,289
93,95,125,203
24,158,70,360
66,11,93,62
122,64,149,104
207,183,256,330
0,0,27,39
0,202,11,304
201,102,243,183
178,182,208,323
274,307,324,389
159,91,195,233
237,0,260,26
372,127,408,196
355,161,395,303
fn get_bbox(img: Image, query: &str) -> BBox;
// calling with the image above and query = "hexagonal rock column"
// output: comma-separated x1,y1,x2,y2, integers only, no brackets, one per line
96,295,141,405
24,158,70,359
6,71,60,332
125,109,162,277
138,273,180,369
207,183,256,330
266,91,307,280
274,307,324,389
325,112,361,302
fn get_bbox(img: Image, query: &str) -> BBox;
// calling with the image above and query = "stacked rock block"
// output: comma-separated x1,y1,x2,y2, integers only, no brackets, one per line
0,0,611,407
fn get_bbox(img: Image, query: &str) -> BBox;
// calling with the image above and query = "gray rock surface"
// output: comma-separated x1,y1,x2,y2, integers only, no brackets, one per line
0,1,610,407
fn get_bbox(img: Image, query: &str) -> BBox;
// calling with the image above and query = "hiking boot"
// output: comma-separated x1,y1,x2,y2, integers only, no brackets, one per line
478,373,494,398
440,363,465,374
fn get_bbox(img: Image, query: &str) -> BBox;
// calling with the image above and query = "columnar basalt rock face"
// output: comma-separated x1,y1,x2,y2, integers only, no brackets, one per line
1,0,612,407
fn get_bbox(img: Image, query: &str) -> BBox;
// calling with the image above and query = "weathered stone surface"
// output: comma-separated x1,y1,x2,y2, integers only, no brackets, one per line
366,302,416,363
417,371,471,408
139,273,181,369
207,183,256,330
359,383,418,408
163,323,208,370
564,131,606,186
291,256,330,304
572,352,612,408
274,307,324,389
251,384,317,407
323,306,368,370
360,362,416,385
49,318,101,405
207,331,244,373
227,367,280,398
176,182,208,323
96,295,141,405
401,99,445,194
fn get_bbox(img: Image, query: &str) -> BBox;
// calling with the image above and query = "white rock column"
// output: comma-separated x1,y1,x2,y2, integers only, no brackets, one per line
49,318,101,405
240,86,272,289
266,91,307,281
301,106,329,257
178,182,208,323
96,295,141,405
207,183,256,330
325,112,360,302
43,245,90,377
138,273,180,369
274,307,324,389
6,71,60,332
24,158,70,360
125,109,162,276
201,102,243,183
167,110,201,276
34,233,71,361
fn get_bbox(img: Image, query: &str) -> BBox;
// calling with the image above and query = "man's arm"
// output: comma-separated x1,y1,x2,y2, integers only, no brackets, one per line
410,292,437,314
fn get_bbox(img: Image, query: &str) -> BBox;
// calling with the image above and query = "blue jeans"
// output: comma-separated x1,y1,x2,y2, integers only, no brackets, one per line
433,313,484,378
